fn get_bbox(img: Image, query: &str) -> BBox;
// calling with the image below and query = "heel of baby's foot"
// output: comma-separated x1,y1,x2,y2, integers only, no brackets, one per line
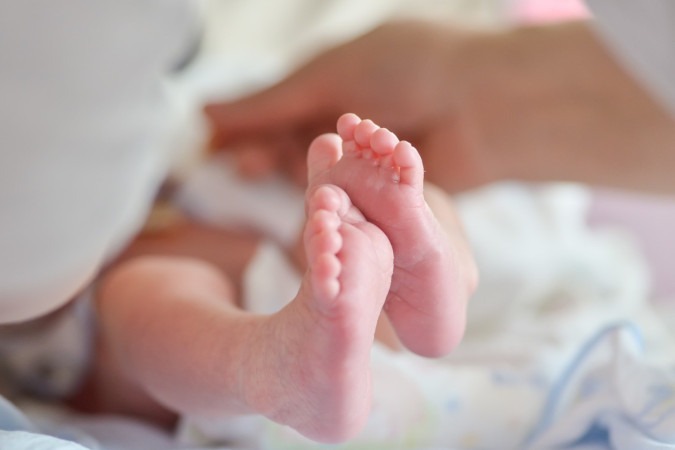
386,292,467,357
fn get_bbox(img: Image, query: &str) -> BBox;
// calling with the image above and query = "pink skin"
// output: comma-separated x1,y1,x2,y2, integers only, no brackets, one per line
258,184,394,441
93,114,471,442
307,113,468,357
96,183,393,444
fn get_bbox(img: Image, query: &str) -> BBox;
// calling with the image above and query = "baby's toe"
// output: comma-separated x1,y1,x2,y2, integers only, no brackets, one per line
337,113,360,141
370,128,398,156
354,120,379,148
393,140,424,188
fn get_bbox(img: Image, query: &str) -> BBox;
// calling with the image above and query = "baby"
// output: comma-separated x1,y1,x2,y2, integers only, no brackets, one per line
77,114,477,443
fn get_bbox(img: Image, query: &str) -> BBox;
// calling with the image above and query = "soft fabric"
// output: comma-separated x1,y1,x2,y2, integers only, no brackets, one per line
0,431,88,450
176,155,305,249
4,138,675,450
525,323,675,449
0,1,197,323
0,291,95,400
0,396,89,449
174,158,675,450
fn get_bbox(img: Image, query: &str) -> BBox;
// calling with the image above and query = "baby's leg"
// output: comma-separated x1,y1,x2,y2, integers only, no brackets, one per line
95,185,393,443
307,114,478,357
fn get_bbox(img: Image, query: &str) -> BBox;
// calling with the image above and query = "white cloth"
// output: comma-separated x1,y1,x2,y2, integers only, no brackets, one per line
174,157,675,449
0,1,197,323
3,149,673,450
587,0,675,116
0,431,87,450
0,396,89,449
524,323,675,450
176,155,306,249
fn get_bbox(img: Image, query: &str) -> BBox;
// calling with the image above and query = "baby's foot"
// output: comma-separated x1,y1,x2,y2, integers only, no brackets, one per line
247,184,393,443
307,114,472,357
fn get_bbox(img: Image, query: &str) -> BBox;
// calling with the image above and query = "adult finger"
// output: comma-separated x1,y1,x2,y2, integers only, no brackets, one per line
204,60,339,149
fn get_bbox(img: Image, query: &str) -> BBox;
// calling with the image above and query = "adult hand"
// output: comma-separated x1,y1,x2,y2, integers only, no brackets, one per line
205,20,675,194
204,20,498,191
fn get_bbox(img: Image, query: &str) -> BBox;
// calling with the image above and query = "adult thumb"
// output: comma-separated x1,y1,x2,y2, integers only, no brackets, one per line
204,63,334,149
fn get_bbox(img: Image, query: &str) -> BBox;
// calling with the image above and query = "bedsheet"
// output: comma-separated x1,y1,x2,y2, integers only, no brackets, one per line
173,160,675,449
4,167,675,449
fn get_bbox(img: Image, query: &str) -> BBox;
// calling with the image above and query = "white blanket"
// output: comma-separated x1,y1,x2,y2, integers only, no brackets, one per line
171,161,675,450
4,144,675,450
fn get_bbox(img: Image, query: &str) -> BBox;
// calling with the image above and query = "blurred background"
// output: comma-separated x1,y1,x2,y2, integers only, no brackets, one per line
179,0,675,302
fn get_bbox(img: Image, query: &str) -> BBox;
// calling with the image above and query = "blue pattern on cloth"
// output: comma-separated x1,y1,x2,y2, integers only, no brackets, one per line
523,322,675,449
